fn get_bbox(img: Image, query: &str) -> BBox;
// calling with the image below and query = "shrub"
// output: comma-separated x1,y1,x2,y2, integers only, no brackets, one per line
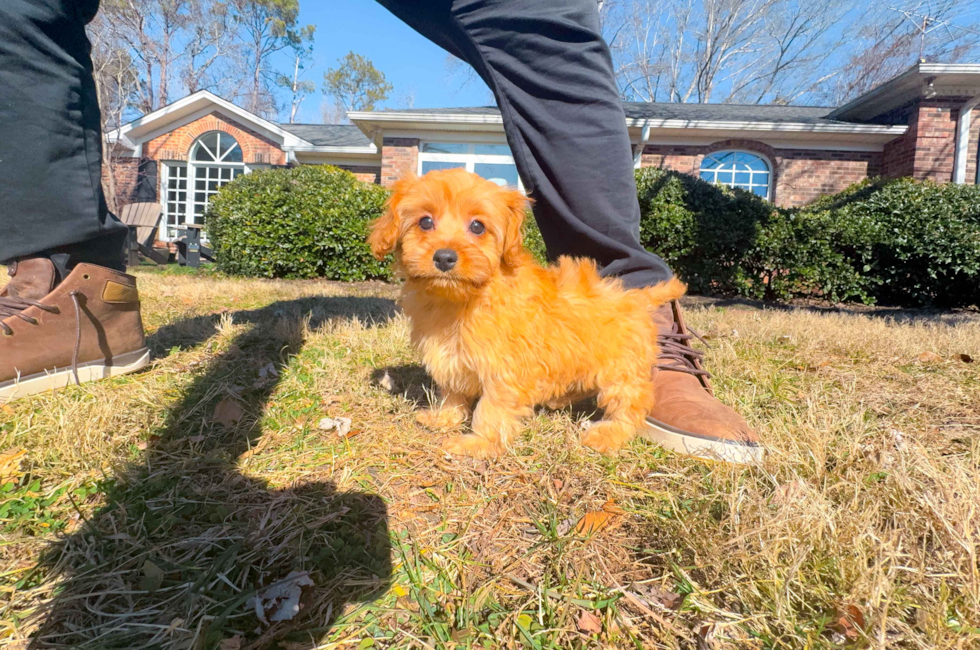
635,168,867,302
811,177,980,306
636,168,980,306
207,165,391,280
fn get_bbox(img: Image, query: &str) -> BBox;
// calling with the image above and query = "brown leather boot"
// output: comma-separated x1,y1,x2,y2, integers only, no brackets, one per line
0,258,57,300
1,262,150,402
643,300,763,463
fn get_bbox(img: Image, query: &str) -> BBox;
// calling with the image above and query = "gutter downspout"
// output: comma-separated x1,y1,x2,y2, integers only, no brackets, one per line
953,93,980,184
633,123,651,169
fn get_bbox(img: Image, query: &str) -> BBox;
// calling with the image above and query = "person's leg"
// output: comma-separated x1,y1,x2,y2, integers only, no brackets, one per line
376,0,671,289
376,0,762,462
0,0,149,402
0,0,129,277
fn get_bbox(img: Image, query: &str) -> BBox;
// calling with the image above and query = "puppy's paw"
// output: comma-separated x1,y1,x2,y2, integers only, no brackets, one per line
441,434,502,459
581,423,630,454
416,407,467,431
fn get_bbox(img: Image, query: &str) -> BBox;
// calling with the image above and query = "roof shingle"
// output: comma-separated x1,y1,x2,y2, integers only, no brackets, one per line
276,123,373,147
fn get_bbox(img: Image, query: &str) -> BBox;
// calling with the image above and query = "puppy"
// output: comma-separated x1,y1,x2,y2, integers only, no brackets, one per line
368,168,685,458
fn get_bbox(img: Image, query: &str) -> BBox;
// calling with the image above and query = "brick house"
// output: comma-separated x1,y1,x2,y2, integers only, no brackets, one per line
107,62,980,241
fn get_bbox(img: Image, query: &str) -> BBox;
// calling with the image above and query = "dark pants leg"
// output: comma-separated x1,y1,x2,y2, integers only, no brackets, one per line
0,0,128,274
376,0,672,288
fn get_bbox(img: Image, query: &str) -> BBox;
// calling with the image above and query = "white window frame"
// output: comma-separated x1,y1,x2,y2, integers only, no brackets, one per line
698,150,772,200
159,131,255,242
417,140,524,190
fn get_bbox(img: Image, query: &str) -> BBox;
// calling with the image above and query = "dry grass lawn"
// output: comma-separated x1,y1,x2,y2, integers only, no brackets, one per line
1,265,979,649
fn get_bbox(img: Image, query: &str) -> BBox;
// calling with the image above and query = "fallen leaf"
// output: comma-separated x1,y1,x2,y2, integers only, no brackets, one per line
601,499,625,515
258,363,279,379
0,448,27,481
575,510,616,536
553,479,564,492
696,622,718,650
556,517,576,536
212,398,244,427
139,560,164,593
318,416,352,436
772,481,807,506
188,435,206,444
632,583,684,610
218,636,242,650
576,610,603,634
916,351,943,363
836,604,865,640
955,353,974,363
237,435,271,462
1,404,13,417
451,628,472,643
776,335,791,343
248,571,314,626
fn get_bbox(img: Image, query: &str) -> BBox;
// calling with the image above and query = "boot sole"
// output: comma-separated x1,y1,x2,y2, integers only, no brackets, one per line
641,417,764,464
0,348,151,403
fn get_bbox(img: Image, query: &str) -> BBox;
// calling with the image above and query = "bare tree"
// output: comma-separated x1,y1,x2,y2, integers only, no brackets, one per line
826,0,980,104
181,0,234,94
320,98,349,125
99,0,193,113
607,0,980,106
275,49,316,123
88,13,141,214
228,0,314,117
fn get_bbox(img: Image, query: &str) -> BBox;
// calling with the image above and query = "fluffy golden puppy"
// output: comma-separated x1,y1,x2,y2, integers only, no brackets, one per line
368,168,685,458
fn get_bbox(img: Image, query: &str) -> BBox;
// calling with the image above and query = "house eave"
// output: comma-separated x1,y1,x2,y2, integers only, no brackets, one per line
625,117,906,138
829,62,980,122
349,111,906,143
281,144,379,155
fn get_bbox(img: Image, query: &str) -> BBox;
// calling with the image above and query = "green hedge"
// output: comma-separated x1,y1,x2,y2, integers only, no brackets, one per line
206,165,391,280
637,169,980,306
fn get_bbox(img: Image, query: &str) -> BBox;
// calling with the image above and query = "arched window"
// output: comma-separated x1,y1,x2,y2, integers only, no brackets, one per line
188,132,245,222
162,131,247,239
699,151,771,199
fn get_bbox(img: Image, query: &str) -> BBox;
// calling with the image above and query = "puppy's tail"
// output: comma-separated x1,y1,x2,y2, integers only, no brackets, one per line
640,276,687,310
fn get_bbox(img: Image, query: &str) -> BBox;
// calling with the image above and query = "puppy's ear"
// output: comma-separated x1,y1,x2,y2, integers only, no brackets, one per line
368,175,414,259
500,188,531,268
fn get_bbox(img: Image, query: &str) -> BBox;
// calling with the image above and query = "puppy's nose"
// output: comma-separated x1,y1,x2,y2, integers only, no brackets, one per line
433,248,458,272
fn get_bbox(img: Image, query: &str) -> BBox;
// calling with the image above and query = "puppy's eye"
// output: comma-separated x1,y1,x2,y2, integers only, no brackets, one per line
469,220,486,235
419,216,434,231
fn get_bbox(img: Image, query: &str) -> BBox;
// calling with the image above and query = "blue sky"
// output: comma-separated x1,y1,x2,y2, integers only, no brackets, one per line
290,1,494,122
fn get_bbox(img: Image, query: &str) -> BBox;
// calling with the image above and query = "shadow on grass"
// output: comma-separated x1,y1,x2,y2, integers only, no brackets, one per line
369,364,435,409
27,297,397,649
688,294,980,326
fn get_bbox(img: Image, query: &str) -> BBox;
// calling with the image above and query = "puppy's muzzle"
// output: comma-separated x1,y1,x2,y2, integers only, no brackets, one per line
433,248,458,272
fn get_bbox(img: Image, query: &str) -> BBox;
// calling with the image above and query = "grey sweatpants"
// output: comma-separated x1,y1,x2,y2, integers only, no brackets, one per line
0,0,129,271
376,0,672,287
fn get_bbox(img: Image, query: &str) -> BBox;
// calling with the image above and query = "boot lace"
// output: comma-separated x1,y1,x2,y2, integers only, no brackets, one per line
655,320,711,377
1,292,84,385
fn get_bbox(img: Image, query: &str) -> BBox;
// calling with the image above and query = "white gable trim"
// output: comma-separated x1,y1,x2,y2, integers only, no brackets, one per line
109,90,312,152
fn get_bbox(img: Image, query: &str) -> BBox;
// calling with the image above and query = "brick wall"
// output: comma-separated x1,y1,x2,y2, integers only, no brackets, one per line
103,156,141,210
142,110,286,166
640,138,883,206
880,98,980,184
775,149,882,205
381,138,419,187
336,165,381,184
